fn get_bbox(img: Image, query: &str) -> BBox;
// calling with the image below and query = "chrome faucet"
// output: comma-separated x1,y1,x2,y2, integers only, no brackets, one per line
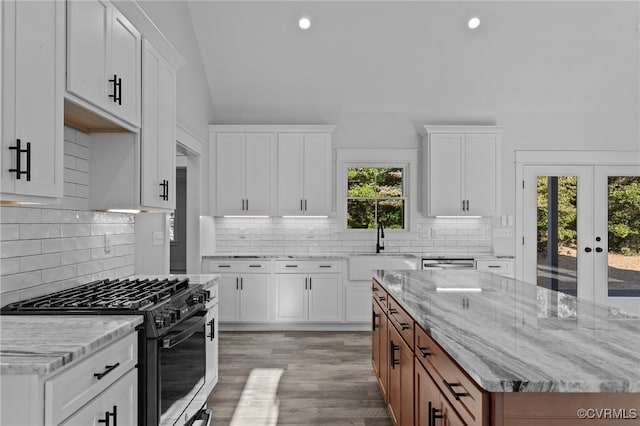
376,222,385,253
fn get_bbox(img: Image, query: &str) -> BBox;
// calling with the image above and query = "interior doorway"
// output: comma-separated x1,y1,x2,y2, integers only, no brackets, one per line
170,165,187,274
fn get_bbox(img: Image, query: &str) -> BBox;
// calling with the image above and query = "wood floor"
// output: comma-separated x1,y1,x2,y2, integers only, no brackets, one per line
206,331,392,426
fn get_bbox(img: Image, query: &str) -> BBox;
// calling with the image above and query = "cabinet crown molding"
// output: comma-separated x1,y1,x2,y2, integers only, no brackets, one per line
422,125,505,136
209,125,337,134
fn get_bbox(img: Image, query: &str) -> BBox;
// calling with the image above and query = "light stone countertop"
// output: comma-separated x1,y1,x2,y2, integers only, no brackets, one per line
0,315,143,375
374,269,640,393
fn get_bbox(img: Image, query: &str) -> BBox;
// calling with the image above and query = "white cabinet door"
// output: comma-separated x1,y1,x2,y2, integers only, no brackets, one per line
244,133,272,215
277,133,304,215
218,275,239,322
66,0,109,112
424,127,502,216
277,132,332,216
465,134,499,215
427,134,464,216
239,274,271,322
344,284,372,322
59,368,137,426
141,40,176,210
274,274,307,322
205,303,219,386
216,133,245,215
303,133,331,215
308,274,342,322
66,0,141,127
108,7,141,127
1,0,63,200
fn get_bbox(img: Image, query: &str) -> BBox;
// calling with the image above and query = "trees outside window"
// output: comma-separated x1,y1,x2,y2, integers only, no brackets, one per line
347,167,405,229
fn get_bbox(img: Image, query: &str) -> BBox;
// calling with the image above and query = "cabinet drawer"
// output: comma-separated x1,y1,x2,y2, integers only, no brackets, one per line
208,260,272,273
371,279,388,309
475,259,514,277
414,326,486,426
387,297,414,348
59,368,137,426
45,332,138,426
274,260,342,273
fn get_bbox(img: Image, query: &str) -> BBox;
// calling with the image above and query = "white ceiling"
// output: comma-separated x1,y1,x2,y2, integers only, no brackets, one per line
188,1,639,126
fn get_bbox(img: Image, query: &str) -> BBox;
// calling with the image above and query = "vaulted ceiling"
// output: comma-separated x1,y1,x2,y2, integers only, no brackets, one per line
188,1,639,126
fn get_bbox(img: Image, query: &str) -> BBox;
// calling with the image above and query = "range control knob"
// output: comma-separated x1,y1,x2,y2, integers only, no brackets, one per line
154,315,165,329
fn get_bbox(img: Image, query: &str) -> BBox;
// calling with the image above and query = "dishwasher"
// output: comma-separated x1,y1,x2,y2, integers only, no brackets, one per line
421,257,475,270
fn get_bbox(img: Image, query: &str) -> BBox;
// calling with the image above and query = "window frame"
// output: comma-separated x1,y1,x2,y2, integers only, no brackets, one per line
336,148,418,235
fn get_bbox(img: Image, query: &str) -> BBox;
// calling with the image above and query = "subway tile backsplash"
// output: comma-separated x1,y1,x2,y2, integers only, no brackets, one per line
211,216,493,256
0,127,135,305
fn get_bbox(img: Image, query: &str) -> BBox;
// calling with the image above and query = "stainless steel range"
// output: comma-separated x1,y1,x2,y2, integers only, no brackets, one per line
1,277,211,426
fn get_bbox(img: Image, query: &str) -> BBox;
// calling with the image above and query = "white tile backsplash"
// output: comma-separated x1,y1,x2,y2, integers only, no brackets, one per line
0,127,136,304
211,216,492,255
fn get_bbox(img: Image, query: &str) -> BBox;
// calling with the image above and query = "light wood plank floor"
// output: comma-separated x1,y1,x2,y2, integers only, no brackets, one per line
206,331,392,426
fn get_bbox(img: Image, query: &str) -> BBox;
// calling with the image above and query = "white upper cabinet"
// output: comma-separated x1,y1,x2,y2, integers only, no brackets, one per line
213,132,273,216
277,132,332,216
1,0,64,202
141,40,176,210
423,126,503,216
67,0,141,128
423,126,502,216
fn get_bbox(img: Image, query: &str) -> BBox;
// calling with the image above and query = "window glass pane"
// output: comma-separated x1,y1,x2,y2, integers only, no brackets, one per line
377,199,404,229
347,199,376,229
347,167,376,197
376,168,403,197
607,176,640,297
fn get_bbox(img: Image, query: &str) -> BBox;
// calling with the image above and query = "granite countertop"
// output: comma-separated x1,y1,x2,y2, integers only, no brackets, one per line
203,254,349,260
0,315,143,375
374,269,640,393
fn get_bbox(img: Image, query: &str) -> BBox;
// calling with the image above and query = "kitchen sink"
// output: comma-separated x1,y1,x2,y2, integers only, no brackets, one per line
348,254,418,281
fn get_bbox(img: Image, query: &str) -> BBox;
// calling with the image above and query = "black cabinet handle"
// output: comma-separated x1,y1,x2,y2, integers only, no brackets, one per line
430,402,443,426
466,200,470,211
9,139,31,181
246,199,248,210
309,277,312,290
462,200,466,211
305,277,308,290
240,277,243,290
390,341,400,369
300,199,303,211
417,346,432,358
159,180,169,201
285,265,298,268
388,308,398,315
207,319,215,341
595,247,603,253
443,380,467,400
378,296,386,301
236,277,239,290
98,405,117,426
108,74,122,105
400,323,410,331
584,247,592,253
372,312,379,331
93,362,120,380
304,199,307,211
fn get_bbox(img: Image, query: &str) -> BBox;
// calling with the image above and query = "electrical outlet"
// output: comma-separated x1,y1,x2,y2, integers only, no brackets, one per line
104,234,112,253
152,231,164,246
307,227,314,239
493,228,513,238
239,227,246,239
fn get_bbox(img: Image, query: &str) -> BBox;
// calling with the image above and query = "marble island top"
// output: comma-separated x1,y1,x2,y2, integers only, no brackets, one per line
374,269,640,393
0,315,143,375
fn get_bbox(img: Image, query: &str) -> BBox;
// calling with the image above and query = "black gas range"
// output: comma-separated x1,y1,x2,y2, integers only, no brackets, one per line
1,277,210,426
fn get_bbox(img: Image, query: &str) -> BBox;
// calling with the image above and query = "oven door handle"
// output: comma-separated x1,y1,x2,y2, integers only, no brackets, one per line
161,313,207,349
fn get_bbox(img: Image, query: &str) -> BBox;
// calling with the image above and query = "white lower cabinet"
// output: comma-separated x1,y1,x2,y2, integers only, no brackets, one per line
59,368,137,426
0,331,138,426
208,260,272,322
274,260,343,323
344,282,372,322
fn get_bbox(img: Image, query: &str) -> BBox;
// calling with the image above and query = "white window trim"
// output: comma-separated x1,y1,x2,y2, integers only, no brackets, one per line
336,149,419,237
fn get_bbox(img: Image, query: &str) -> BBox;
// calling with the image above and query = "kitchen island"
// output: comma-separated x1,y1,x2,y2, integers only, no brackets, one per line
372,269,640,426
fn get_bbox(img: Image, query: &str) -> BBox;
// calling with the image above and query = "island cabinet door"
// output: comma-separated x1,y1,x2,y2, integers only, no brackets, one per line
378,302,389,403
372,298,383,377
388,324,414,426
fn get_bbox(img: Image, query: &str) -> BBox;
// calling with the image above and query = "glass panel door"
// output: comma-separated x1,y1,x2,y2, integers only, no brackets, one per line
594,166,640,313
523,166,593,301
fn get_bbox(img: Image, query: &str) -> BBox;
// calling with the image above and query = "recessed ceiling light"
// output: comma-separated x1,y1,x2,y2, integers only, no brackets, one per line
299,17,311,30
468,17,480,30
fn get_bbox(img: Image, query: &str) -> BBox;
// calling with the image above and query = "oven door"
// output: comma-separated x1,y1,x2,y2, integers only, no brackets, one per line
159,310,207,425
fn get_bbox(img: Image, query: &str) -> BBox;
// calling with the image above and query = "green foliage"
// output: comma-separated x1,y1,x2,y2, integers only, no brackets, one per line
347,167,404,229
537,175,640,255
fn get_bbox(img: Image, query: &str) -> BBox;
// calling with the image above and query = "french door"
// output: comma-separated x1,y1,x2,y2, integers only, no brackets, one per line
521,163,640,313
